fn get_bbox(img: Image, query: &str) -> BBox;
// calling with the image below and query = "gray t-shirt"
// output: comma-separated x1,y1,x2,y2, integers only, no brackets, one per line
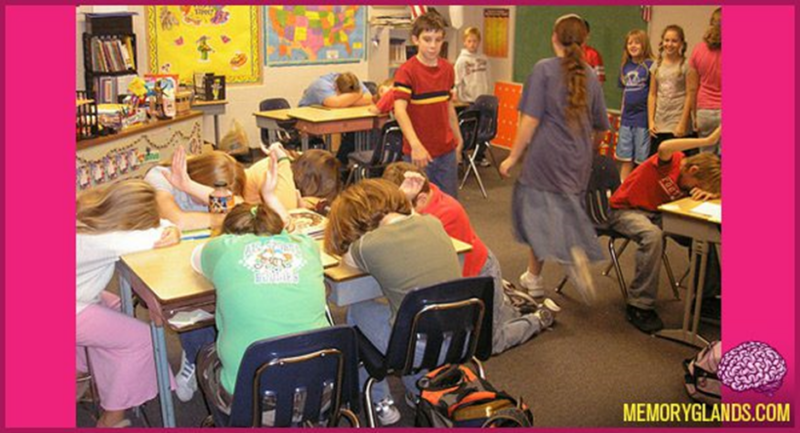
517,57,609,194
144,166,207,212
651,61,689,133
350,214,461,324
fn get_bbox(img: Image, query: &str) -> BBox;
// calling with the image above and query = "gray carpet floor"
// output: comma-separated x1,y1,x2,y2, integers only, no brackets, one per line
78,146,720,428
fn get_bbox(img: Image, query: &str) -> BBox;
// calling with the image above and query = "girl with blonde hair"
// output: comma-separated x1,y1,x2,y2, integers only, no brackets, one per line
499,14,609,304
76,180,180,427
648,25,694,157
145,147,246,230
617,28,655,180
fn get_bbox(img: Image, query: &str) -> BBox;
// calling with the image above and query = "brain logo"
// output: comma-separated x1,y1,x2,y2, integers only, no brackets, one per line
718,341,787,396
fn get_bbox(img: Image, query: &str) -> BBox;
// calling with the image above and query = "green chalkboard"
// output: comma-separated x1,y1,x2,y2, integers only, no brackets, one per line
513,6,648,111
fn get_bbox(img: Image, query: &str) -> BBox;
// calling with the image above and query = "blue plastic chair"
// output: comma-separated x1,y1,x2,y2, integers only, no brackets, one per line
198,325,361,427
345,120,403,184
357,276,495,427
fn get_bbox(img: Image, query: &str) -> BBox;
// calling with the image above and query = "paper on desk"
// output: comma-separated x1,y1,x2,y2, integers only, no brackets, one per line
691,202,721,221
169,309,214,329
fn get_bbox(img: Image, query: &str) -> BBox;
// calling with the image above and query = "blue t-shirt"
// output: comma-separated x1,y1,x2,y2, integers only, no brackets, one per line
298,73,370,107
619,59,654,128
517,58,610,194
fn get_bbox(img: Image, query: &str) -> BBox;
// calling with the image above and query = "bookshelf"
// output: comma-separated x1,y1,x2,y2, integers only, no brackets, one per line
82,12,138,102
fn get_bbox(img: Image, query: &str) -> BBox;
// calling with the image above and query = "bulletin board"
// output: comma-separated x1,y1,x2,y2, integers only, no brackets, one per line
513,6,645,110
146,6,261,84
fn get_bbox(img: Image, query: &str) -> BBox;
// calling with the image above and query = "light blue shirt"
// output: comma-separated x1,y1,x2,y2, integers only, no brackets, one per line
298,73,370,107
144,166,207,212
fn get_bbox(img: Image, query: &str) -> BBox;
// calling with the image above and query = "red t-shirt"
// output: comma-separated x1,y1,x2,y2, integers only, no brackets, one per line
420,184,489,277
375,90,396,114
393,56,456,158
584,45,606,84
610,153,686,212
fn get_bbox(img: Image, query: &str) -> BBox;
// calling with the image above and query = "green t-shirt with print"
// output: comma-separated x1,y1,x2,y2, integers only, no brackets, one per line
201,232,329,394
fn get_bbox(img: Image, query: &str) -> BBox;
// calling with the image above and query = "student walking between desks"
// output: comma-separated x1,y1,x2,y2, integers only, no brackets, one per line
500,14,609,304
608,127,721,333
393,11,464,199
76,180,180,428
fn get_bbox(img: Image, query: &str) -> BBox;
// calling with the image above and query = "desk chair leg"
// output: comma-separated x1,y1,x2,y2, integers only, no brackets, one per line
554,275,568,294
325,305,336,326
363,377,377,428
661,252,681,299
460,149,488,198
602,239,631,277
485,141,503,179
608,239,629,300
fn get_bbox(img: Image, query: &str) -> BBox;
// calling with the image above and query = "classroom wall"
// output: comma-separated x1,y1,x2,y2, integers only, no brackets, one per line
77,6,369,150
456,6,516,85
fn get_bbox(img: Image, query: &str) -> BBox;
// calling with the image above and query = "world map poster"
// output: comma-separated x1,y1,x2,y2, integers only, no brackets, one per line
146,6,261,84
266,6,367,66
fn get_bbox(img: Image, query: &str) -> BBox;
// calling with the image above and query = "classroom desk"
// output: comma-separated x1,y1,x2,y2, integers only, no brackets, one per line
655,197,721,348
254,106,386,152
191,100,227,148
116,235,469,426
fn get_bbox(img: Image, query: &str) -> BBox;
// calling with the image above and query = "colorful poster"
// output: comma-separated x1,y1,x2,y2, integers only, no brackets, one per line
266,5,366,66
484,8,509,58
146,6,261,84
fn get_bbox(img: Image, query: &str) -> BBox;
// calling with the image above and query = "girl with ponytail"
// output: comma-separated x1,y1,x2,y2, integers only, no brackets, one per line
499,14,609,304
689,7,722,155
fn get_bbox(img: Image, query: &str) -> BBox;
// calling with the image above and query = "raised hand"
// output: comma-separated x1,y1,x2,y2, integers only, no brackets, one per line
163,146,192,192
399,171,425,201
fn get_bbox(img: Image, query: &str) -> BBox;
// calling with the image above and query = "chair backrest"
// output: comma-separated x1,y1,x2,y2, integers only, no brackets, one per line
585,155,622,227
384,277,494,377
228,325,360,427
458,109,481,153
368,120,404,167
259,98,293,145
472,95,499,144
363,81,378,97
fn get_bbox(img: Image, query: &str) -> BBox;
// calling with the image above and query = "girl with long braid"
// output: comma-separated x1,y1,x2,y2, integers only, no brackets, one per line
499,14,609,304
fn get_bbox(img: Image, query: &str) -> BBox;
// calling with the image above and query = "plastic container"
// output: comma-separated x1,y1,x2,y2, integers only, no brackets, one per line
209,181,233,214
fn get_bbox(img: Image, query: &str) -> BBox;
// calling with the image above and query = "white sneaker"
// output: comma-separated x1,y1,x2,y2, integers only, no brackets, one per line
567,247,597,305
519,271,545,298
374,396,401,425
175,351,197,402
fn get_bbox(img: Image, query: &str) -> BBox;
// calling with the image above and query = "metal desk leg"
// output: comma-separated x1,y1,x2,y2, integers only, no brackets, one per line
213,115,221,149
656,238,710,348
118,274,134,316
301,134,310,152
150,323,176,427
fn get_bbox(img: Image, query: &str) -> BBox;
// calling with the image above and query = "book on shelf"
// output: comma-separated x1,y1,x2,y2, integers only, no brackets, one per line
287,209,327,238
89,35,135,73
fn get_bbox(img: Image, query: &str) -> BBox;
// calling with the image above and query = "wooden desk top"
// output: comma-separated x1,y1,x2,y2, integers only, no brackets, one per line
659,198,722,225
192,100,228,107
77,111,203,151
255,106,382,124
254,108,294,121
324,237,473,282
120,238,340,304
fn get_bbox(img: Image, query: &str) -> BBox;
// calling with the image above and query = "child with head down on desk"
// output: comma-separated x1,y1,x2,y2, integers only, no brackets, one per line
608,126,721,334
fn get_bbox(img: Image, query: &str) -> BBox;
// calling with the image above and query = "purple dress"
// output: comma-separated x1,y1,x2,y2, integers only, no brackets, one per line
512,57,610,262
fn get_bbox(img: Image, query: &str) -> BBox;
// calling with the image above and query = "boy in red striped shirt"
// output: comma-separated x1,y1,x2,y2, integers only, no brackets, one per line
393,11,464,199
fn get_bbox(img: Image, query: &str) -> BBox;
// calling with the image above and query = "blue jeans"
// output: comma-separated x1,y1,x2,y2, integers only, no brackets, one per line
404,149,458,199
347,300,431,403
179,327,217,365
480,249,543,354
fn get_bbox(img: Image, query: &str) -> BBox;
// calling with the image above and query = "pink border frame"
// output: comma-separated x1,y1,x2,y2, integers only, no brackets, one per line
3,1,796,430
